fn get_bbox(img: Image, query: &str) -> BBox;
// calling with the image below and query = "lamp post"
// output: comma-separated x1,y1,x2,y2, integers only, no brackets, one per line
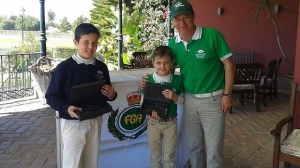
117,0,123,70
39,0,47,56
20,7,25,44
167,0,173,42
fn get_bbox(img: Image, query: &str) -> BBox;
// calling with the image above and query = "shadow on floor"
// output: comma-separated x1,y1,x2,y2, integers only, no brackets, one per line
0,90,294,168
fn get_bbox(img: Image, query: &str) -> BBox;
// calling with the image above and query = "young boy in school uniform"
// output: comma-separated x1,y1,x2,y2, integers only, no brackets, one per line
141,45,184,168
45,23,117,168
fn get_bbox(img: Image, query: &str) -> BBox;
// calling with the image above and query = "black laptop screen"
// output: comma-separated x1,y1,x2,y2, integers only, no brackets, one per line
71,80,106,105
144,83,172,103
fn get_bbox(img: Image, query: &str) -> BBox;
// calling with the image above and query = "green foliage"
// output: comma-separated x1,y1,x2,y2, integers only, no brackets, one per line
9,32,39,54
90,0,118,38
50,47,77,59
0,16,4,23
123,0,136,14
88,0,140,66
9,15,17,20
15,16,40,31
0,15,40,31
46,20,57,30
98,35,118,64
121,10,145,63
57,17,72,33
90,0,119,65
0,20,15,30
135,0,169,52
7,32,39,73
71,15,90,32
47,9,56,22
46,9,57,29
0,0,171,69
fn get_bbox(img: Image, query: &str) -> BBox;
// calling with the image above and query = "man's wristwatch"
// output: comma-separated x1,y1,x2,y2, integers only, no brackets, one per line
223,93,232,97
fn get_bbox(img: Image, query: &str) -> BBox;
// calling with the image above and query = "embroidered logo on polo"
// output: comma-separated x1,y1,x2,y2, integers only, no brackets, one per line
195,50,206,58
95,70,104,80
108,91,147,140
174,2,184,9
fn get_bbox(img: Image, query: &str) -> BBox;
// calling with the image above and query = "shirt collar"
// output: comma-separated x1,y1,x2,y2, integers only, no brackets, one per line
175,26,202,43
72,53,96,65
152,71,173,84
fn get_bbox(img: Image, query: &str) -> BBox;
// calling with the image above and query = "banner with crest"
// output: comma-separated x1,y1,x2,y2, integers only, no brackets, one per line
55,71,189,167
97,74,189,168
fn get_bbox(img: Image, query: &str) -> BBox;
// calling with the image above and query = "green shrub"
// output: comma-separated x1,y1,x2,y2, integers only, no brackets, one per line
49,47,77,59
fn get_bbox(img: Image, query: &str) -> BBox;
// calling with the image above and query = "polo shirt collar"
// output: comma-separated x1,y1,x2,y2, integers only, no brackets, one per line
72,53,96,65
153,72,173,84
175,26,202,43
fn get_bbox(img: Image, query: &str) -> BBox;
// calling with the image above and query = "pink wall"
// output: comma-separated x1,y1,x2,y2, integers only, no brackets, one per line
295,2,300,83
189,0,298,77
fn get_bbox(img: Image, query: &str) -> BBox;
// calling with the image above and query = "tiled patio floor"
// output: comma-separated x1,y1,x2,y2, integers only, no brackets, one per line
0,91,292,168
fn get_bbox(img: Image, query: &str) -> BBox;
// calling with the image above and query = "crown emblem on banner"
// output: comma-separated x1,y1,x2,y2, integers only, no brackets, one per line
126,91,141,105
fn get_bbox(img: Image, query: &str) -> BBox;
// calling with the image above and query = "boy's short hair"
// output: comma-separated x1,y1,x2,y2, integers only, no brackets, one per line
74,23,100,42
152,46,174,61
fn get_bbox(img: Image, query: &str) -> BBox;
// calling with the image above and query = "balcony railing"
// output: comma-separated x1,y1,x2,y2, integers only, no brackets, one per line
0,53,42,102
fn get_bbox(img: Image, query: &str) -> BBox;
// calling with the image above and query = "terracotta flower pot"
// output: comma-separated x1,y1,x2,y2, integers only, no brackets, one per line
286,73,294,89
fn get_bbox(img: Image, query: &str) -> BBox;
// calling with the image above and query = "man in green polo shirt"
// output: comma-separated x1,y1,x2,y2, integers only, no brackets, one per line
169,0,235,167
140,0,235,167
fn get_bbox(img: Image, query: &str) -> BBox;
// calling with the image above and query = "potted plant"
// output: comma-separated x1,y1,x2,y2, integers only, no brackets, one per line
251,0,297,85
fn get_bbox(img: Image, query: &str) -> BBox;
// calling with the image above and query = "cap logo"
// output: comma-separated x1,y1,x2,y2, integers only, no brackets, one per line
174,2,185,10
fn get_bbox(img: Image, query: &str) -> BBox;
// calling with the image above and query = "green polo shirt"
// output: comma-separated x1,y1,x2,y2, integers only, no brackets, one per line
168,27,232,94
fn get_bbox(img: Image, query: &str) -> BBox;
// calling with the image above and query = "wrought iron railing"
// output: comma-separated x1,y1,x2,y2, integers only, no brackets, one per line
0,53,42,102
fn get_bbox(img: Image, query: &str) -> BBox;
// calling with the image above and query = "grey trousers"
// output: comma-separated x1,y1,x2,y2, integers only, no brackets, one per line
183,93,225,168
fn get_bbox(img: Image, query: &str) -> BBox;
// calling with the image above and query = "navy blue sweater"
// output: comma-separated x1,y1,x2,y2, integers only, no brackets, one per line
45,57,116,120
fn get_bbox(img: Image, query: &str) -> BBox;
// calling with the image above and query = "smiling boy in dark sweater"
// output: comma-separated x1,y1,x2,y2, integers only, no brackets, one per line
45,23,117,168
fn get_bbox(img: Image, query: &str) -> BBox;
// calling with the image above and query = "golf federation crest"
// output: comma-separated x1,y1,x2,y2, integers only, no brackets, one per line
108,91,148,140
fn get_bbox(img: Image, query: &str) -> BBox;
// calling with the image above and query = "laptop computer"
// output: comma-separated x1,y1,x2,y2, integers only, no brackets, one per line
71,80,113,121
140,83,172,120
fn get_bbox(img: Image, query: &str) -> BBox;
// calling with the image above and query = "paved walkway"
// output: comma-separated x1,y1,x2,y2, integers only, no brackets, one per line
0,91,291,168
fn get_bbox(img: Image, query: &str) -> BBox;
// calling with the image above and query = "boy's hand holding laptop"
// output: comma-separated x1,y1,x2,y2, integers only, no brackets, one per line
150,89,177,120
68,106,82,119
140,83,173,120
101,84,117,100
162,89,178,102
70,80,113,121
